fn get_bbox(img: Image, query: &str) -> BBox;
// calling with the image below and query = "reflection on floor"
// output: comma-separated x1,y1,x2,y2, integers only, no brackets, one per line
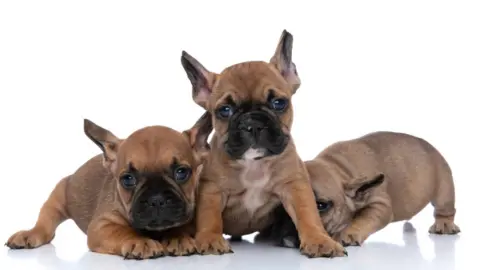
2,220,465,270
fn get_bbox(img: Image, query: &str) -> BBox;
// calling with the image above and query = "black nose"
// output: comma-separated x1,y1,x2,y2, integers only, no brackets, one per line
145,192,175,208
240,119,266,136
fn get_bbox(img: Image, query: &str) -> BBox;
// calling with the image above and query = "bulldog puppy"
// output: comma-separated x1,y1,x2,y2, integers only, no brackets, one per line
259,131,460,248
5,114,212,259
180,30,346,258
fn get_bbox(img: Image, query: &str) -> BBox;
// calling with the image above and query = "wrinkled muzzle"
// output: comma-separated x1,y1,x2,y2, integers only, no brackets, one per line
224,109,289,160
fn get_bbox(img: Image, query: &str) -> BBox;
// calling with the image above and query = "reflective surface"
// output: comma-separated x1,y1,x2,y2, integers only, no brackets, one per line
1,211,473,270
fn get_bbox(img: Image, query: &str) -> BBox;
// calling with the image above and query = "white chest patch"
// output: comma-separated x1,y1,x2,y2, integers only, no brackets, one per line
238,148,270,215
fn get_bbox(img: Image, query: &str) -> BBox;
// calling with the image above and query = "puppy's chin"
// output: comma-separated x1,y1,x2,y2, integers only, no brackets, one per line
225,141,289,160
224,134,290,160
242,148,267,160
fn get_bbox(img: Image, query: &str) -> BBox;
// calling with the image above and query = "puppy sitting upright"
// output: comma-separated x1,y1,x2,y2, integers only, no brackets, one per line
6,115,212,259
259,131,461,248
180,30,346,258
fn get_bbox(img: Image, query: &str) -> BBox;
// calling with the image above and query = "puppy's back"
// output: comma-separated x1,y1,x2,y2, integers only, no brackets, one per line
318,131,452,221
65,154,112,233
357,131,451,178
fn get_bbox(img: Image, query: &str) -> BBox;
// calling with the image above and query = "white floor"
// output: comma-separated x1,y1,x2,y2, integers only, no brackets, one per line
1,207,473,270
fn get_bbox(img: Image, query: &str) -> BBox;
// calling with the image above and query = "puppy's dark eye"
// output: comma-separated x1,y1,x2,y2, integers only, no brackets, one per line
271,98,288,112
216,105,234,119
316,200,333,213
120,173,137,189
174,166,191,183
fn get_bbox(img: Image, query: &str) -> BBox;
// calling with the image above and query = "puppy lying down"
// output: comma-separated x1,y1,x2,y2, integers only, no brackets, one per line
259,131,460,248
6,115,211,259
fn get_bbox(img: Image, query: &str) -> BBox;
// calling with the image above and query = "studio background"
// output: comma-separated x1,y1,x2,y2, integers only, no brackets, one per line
1,1,479,269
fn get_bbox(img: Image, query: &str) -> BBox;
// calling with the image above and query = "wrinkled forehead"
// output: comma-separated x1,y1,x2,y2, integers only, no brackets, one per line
117,130,194,172
311,178,343,200
212,61,291,102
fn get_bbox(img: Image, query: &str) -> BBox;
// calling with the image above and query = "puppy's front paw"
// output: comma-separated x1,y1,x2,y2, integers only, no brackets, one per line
6,228,52,249
429,219,461,235
333,227,366,247
162,235,197,256
195,232,233,255
334,228,366,247
300,233,347,258
120,238,165,260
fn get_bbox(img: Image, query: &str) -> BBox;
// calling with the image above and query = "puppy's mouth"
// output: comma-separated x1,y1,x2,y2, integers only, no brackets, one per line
130,188,192,231
131,206,193,232
143,212,192,230
223,110,289,160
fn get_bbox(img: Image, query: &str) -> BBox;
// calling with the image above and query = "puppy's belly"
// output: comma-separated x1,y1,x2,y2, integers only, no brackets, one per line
222,152,281,236
222,193,280,236
243,186,267,214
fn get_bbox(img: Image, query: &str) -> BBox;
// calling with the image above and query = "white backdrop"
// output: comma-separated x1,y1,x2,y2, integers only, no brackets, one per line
0,1,479,269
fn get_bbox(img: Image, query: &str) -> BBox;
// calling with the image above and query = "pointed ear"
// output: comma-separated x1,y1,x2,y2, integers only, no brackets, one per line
182,111,213,164
345,173,385,201
269,30,301,94
84,119,121,170
181,51,218,109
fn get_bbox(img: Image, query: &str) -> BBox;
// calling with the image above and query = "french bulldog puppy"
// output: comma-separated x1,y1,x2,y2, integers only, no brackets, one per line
5,114,212,259
259,131,460,248
180,30,346,258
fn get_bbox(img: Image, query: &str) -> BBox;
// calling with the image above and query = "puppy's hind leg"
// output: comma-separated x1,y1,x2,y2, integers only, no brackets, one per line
429,171,460,235
6,177,70,249
403,221,416,232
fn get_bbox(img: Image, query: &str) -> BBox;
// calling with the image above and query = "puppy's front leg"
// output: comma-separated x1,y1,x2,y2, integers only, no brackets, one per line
194,182,232,255
87,211,165,260
277,179,347,258
335,201,393,246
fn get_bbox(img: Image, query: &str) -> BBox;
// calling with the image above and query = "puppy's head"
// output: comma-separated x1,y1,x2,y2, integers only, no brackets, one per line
83,114,212,232
181,30,301,161
309,163,386,235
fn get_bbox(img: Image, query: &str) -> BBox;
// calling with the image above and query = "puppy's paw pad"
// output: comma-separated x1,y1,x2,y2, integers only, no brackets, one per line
429,221,461,235
300,237,347,258
5,229,51,249
162,235,197,256
195,233,233,255
121,238,165,260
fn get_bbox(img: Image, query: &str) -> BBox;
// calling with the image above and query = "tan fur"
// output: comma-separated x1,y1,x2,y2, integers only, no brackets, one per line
6,115,212,259
306,131,460,246
181,30,346,258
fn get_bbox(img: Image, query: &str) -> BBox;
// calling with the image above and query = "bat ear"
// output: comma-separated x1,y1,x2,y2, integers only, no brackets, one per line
269,30,301,94
345,173,385,201
182,111,213,164
84,119,121,171
181,51,219,109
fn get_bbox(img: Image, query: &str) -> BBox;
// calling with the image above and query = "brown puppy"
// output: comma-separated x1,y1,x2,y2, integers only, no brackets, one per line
5,114,212,259
180,30,346,258
259,131,460,248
